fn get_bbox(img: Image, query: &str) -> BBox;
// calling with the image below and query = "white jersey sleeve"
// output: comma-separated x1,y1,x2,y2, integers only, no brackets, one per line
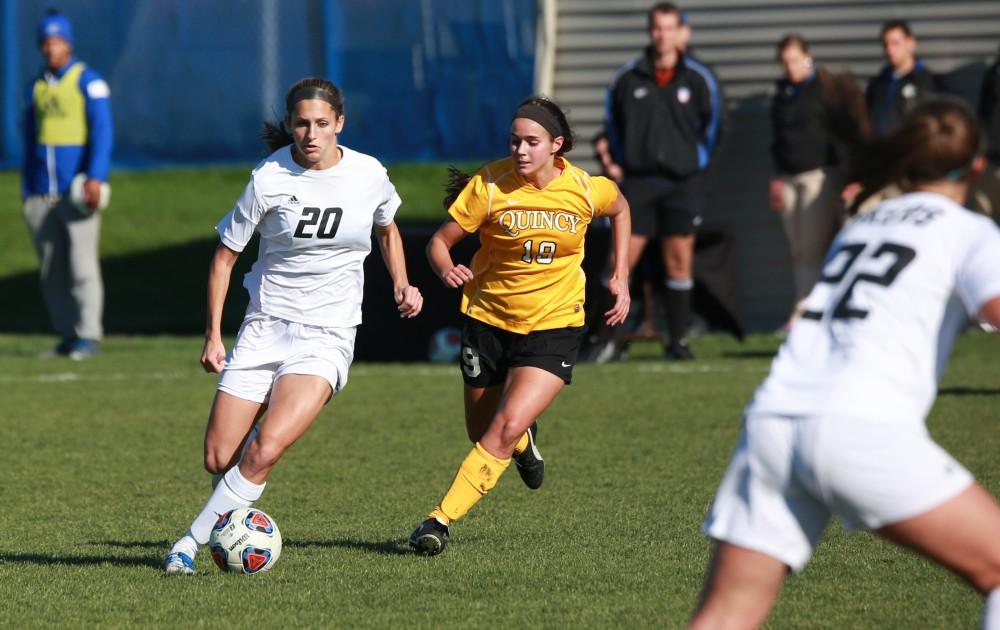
216,176,266,252
374,172,401,227
955,217,1000,316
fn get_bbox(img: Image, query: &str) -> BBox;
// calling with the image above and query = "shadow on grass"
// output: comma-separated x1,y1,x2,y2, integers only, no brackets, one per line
0,550,161,569
938,386,1000,397
722,350,777,359
285,538,411,556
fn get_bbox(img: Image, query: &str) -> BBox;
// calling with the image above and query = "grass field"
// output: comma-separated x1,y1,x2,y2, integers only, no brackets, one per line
1,331,998,628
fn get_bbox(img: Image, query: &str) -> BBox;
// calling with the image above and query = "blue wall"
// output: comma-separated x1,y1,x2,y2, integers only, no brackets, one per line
0,0,536,168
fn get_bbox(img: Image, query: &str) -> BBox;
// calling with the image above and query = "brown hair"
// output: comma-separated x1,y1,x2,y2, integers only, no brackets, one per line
847,97,979,214
261,77,345,152
881,19,913,39
442,96,575,209
647,2,681,29
776,33,809,59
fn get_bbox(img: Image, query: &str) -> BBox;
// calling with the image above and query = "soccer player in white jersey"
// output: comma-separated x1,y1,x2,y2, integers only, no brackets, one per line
163,78,423,574
689,98,1000,628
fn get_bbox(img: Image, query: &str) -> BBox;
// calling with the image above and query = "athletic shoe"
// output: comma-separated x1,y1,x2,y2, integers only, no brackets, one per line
38,337,75,359
664,340,694,361
409,518,449,556
68,338,99,361
163,551,196,575
513,422,544,490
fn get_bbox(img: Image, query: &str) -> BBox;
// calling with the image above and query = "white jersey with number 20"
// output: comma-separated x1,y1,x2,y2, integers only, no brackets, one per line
216,145,400,328
749,192,1000,424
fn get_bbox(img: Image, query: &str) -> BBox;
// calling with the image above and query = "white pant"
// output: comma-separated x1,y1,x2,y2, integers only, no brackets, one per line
703,414,973,571
218,313,356,404
777,167,845,303
22,195,104,340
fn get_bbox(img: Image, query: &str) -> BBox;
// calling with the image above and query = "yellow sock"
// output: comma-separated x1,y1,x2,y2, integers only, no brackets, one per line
429,442,511,525
512,431,530,456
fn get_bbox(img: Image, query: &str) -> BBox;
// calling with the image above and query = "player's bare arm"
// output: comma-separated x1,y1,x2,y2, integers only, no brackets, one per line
202,243,239,373
374,220,423,318
427,219,474,288
604,189,631,326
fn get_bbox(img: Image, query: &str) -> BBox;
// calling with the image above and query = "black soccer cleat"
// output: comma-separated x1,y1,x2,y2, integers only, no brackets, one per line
664,340,695,361
409,518,449,556
513,422,544,490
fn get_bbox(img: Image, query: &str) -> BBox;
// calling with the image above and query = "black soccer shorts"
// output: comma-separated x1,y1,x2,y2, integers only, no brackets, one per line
459,315,585,387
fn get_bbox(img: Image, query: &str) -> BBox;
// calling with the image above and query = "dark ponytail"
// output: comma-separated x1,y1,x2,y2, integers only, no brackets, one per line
261,77,345,153
843,96,978,214
443,165,473,210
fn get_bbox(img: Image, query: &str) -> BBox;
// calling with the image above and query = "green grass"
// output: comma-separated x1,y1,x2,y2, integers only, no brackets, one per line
0,332,997,628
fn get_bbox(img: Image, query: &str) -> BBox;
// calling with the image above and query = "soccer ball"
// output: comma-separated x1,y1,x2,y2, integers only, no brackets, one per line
209,507,282,574
428,327,462,363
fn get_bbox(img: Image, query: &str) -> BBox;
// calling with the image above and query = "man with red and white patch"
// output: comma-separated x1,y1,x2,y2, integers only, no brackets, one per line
604,1,725,360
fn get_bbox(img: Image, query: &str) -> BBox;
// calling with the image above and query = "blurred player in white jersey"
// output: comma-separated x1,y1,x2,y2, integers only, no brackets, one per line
164,77,423,574
689,98,1000,628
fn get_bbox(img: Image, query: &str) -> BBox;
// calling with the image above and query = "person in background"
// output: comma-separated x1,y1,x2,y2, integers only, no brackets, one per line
866,19,937,137
689,97,1000,629
769,35,861,327
22,9,113,360
973,46,1000,215
605,1,725,360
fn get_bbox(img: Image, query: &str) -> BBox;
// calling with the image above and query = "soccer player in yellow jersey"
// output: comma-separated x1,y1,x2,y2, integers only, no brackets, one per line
409,96,631,555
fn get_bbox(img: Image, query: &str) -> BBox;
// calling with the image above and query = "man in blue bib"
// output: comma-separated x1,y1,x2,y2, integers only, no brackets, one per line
22,9,113,359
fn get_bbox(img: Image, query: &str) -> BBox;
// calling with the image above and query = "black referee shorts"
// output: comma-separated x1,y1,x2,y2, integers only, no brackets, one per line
622,173,706,237
459,315,585,388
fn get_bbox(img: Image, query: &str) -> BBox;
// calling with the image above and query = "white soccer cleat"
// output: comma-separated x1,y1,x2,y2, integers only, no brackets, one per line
163,551,196,575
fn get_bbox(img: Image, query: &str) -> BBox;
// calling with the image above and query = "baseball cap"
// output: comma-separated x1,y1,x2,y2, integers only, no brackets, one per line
37,10,73,46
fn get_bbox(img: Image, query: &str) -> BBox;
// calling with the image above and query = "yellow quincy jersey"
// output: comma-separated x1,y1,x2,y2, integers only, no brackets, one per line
449,156,618,334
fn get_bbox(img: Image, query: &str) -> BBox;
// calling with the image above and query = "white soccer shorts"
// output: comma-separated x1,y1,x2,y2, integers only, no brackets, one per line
703,414,973,572
217,313,356,404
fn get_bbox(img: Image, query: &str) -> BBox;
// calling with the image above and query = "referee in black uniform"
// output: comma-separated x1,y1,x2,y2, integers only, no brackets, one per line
604,2,724,360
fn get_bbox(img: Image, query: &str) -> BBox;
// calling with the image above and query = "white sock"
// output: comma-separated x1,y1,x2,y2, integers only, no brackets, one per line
170,533,198,559
983,587,1000,630
211,424,260,489
186,466,266,546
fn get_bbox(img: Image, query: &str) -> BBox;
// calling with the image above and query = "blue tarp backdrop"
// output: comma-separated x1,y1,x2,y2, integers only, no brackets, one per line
0,0,536,169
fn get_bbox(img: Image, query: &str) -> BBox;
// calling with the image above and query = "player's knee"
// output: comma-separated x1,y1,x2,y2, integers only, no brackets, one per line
492,409,529,449
242,435,285,471
966,561,1000,594
203,450,231,475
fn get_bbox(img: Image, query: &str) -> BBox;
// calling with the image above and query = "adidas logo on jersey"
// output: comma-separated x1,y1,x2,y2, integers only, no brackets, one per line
286,195,300,205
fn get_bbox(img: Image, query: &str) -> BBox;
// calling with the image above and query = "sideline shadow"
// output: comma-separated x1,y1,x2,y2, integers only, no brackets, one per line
723,350,777,359
938,386,1000,397
284,538,411,556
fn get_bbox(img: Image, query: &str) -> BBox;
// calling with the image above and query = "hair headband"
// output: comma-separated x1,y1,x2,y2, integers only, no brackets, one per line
289,86,337,108
514,103,563,140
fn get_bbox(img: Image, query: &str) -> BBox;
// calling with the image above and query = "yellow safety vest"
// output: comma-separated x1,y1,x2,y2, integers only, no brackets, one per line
34,62,88,146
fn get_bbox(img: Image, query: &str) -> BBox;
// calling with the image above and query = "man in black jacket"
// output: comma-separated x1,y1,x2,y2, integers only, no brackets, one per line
604,1,724,360
866,20,937,137
974,48,1000,215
